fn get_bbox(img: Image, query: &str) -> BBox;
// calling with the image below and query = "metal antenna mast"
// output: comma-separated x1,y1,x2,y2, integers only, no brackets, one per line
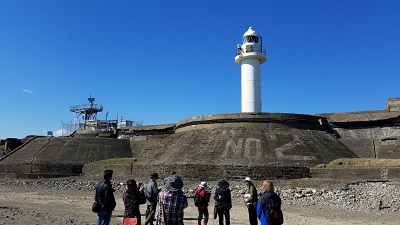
69,96,103,130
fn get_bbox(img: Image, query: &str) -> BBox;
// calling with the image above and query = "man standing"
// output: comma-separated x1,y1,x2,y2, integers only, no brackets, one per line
156,174,188,225
244,177,258,225
95,170,116,225
145,172,160,225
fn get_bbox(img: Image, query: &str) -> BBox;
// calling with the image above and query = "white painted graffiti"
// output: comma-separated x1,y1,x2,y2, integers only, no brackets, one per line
223,136,317,160
274,136,317,160
223,138,261,159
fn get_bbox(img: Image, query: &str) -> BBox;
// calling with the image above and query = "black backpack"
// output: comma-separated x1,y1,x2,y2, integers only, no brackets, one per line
194,192,202,207
220,188,232,209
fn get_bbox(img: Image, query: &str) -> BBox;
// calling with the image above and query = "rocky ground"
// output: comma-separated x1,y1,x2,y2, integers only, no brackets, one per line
0,177,399,224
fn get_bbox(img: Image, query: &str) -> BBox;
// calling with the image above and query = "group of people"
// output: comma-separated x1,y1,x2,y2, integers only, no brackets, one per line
93,170,282,225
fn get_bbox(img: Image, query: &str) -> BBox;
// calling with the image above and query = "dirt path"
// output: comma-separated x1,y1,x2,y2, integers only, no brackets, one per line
0,185,398,225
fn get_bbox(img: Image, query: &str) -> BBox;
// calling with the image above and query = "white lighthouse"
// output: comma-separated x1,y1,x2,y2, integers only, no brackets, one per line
235,27,267,113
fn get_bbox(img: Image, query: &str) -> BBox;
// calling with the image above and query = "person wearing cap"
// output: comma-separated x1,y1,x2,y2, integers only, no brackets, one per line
156,174,188,225
244,177,258,225
194,182,211,225
144,173,160,225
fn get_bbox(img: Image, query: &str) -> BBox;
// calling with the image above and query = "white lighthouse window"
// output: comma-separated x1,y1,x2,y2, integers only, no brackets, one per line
243,36,259,44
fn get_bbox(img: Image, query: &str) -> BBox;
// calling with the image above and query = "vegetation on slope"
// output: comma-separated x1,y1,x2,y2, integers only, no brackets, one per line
324,158,400,168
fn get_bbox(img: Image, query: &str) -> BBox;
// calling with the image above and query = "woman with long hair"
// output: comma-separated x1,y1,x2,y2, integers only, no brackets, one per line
123,179,146,224
256,180,283,225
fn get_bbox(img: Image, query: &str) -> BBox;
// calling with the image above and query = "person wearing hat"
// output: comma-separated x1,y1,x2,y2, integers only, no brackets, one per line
144,173,160,225
214,180,232,225
244,177,258,225
156,174,188,225
194,182,211,225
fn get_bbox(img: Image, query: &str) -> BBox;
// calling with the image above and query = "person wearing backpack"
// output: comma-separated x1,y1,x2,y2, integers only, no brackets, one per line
214,180,232,225
194,182,211,225
256,180,284,225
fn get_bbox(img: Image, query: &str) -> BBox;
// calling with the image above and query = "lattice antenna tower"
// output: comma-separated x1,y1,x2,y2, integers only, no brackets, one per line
69,96,103,129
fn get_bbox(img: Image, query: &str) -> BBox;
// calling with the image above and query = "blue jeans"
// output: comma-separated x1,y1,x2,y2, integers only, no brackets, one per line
97,210,112,225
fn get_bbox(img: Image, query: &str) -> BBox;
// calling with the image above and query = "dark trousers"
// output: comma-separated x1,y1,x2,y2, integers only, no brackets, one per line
198,207,209,224
144,204,157,225
217,208,230,225
248,204,258,225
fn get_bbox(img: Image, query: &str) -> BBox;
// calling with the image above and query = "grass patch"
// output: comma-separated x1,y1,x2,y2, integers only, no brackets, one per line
323,158,400,168
89,158,137,165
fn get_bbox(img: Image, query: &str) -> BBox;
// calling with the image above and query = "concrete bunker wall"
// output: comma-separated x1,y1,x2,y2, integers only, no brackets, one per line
82,163,310,181
3,110,400,180
129,113,357,180
335,127,400,158
0,136,132,176
311,167,400,180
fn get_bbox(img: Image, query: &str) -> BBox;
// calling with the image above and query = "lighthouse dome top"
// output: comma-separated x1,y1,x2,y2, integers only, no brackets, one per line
243,27,259,37
242,27,260,44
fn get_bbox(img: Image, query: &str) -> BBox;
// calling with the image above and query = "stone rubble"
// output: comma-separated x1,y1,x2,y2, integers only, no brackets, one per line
1,179,399,214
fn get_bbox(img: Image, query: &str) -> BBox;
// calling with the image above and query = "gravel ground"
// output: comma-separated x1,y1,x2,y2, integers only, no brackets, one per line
0,177,399,224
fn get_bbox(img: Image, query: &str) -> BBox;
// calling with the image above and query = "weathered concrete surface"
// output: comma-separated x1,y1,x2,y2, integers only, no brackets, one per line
134,113,356,166
83,163,132,177
128,113,357,180
386,98,400,111
3,107,400,180
82,163,310,181
320,110,400,159
311,167,400,180
0,136,132,176
319,110,400,122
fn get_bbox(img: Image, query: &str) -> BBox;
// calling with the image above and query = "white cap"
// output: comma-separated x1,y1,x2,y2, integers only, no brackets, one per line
199,181,208,188
244,177,252,182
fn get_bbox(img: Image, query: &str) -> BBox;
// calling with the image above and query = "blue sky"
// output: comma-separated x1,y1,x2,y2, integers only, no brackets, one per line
1,0,399,139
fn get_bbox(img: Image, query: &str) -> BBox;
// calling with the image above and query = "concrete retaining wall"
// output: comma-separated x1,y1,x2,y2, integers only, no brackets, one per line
83,163,310,181
334,127,400,159
386,98,400,111
83,163,133,178
311,167,400,180
0,137,132,176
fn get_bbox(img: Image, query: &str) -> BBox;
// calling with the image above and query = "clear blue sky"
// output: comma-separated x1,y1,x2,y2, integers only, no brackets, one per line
1,0,399,139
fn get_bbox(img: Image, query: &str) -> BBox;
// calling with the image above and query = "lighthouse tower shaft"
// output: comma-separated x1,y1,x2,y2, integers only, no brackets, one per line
235,27,267,113
241,59,262,112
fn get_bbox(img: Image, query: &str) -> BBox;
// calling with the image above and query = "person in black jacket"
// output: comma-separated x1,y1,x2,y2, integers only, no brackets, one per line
214,180,232,225
95,170,116,225
123,179,146,224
